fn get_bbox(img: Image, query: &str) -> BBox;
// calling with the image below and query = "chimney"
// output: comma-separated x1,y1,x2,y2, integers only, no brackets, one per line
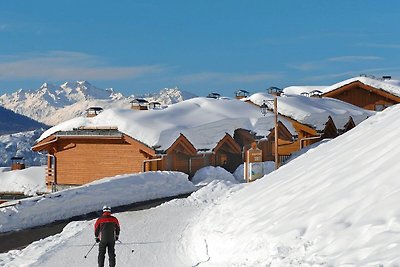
86,107,103,117
130,99,149,110
11,156,25,170
234,89,250,99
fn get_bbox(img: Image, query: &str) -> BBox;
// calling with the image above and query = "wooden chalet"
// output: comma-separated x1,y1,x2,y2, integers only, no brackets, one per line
322,78,400,111
32,127,156,190
147,133,243,176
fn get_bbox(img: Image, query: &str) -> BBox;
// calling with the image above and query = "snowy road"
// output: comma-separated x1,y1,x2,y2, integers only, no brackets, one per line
29,200,204,266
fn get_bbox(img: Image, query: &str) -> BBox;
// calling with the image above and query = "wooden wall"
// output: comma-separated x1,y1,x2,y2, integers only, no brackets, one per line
54,138,152,185
324,82,399,110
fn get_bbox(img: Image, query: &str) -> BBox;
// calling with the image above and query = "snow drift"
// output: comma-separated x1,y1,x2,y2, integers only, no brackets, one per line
189,104,400,266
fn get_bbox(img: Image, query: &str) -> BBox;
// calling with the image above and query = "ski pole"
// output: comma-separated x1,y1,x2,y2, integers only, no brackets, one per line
84,242,97,258
116,240,134,253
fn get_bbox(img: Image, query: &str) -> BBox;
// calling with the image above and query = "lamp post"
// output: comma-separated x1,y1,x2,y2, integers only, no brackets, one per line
260,96,279,170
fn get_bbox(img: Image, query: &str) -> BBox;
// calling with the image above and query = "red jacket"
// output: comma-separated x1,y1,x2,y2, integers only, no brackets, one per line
94,212,120,242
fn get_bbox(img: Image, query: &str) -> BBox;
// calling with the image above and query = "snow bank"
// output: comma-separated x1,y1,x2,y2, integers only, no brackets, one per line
191,166,238,186
0,171,196,233
0,166,46,195
189,105,400,266
233,161,276,182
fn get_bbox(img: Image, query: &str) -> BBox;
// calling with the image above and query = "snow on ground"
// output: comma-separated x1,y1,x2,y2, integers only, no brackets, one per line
188,104,400,266
191,166,238,186
0,171,195,233
0,180,242,267
2,104,400,266
0,166,46,195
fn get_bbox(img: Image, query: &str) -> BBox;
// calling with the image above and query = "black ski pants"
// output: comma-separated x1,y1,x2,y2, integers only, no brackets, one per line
98,241,116,267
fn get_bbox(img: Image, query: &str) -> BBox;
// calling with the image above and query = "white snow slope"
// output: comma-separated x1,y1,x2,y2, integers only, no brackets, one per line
2,104,400,266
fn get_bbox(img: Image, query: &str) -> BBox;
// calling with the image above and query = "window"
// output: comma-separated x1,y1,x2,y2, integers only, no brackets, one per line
375,104,391,111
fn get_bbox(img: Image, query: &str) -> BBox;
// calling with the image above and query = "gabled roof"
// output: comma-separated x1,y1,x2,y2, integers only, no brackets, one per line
322,76,400,100
213,133,241,154
32,129,156,157
267,121,294,141
165,134,197,156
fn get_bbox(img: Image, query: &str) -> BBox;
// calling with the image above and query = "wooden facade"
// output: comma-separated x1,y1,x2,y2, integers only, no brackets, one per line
32,130,156,188
322,81,400,111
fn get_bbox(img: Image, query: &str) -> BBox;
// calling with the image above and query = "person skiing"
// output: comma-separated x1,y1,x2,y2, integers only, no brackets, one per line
94,205,120,267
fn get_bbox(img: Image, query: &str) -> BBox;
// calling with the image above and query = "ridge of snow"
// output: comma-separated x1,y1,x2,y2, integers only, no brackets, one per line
0,171,196,233
37,97,295,151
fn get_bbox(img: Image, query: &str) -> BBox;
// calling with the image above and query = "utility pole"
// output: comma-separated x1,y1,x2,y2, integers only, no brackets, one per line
273,96,279,170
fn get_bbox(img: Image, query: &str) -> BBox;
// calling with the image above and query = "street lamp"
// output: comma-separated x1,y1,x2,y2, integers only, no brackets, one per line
260,96,279,170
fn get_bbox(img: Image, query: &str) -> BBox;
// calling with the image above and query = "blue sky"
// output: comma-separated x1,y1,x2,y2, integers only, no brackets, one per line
0,0,399,97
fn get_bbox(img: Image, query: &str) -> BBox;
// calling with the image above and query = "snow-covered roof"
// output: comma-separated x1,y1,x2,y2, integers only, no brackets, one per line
283,76,400,98
283,86,327,95
37,97,296,152
243,92,374,131
322,76,400,97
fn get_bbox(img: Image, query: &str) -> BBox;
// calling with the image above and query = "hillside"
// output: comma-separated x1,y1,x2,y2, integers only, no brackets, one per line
189,103,400,265
0,82,197,125
0,129,46,167
0,106,47,135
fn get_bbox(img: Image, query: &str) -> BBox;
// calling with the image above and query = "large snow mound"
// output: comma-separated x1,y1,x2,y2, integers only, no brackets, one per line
37,97,294,151
0,171,196,233
191,166,238,186
0,166,46,195
189,104,400,266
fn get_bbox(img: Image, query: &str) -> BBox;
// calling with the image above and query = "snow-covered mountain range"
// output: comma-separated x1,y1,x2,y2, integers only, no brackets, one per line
0,81,197,125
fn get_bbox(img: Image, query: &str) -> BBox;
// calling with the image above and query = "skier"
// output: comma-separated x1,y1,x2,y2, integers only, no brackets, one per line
95,205,120,267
